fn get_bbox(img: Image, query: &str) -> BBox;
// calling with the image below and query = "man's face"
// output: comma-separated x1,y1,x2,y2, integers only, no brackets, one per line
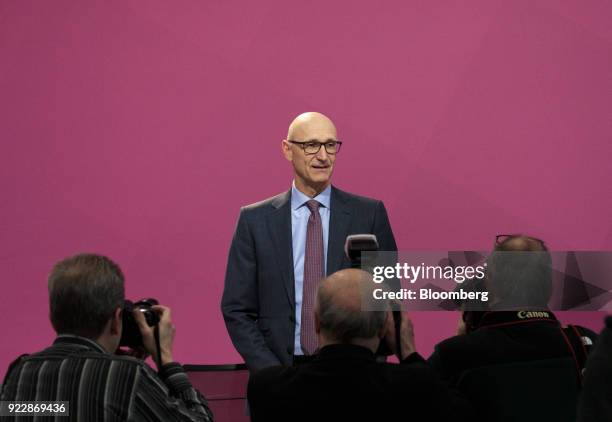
282,115,338,191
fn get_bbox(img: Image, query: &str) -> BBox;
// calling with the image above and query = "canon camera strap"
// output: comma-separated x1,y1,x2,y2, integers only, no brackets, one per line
475,311,585,383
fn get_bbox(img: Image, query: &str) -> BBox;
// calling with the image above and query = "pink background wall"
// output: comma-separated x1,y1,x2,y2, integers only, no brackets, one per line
1,1,611,378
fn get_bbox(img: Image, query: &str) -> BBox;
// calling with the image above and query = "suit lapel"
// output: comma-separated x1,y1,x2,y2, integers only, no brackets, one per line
266,190,295,308
327,186,352,275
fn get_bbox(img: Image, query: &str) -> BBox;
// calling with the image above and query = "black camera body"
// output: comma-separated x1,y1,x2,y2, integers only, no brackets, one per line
345,234,379,269
120,298,160,349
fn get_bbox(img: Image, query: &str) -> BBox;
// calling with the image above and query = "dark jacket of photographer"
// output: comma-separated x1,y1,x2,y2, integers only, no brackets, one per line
428,311,597,385
248,344,471,422
577,316,612,422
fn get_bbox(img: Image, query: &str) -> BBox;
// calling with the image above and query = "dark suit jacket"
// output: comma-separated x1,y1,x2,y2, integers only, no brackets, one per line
247,344,470,422
221,186,397,371
428,312,598,385
577,316,612,422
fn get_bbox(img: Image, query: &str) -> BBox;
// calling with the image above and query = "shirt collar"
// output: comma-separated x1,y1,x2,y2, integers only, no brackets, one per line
53,334,108,354
291,181,332,211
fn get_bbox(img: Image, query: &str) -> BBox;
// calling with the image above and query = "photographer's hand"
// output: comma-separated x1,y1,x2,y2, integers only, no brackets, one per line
384,310,416,361
133,305,175,369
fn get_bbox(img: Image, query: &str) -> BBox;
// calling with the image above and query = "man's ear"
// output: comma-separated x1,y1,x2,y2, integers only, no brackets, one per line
281,139,293,162
315,312,321,334
110,307,122,336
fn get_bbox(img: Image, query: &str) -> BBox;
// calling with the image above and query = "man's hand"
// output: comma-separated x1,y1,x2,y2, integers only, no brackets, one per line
133,305,175,369
384,310,416,361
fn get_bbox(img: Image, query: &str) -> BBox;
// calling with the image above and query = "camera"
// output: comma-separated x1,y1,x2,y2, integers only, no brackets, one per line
345,234,379,268
345,234,398,357
120,298,160,349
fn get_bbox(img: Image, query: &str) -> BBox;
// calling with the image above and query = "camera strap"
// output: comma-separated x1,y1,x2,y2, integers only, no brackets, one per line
475,311,585,384
393,310,402,360
154,325,162,370
562,325,590,377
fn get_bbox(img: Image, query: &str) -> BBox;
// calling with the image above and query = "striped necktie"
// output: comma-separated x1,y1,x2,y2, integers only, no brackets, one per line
300,199,324,355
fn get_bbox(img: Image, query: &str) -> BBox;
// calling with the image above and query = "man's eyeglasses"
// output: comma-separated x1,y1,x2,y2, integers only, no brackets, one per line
287,140,343,155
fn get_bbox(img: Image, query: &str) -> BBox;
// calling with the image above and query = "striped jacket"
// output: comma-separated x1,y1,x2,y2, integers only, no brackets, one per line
1,335,213,421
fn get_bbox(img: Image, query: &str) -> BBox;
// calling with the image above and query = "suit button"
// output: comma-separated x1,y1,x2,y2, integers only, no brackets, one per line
286,347,292,355
289,315,295,323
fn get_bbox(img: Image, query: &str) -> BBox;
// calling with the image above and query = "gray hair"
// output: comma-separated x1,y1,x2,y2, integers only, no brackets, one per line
316,273,388,343
487,235,552,309
48,254,125,339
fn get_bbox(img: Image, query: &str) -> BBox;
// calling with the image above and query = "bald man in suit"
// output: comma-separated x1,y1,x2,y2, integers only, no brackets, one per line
221,112,397,371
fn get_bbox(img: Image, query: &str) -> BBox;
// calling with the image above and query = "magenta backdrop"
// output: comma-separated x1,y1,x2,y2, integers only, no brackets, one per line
1,1,611,377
